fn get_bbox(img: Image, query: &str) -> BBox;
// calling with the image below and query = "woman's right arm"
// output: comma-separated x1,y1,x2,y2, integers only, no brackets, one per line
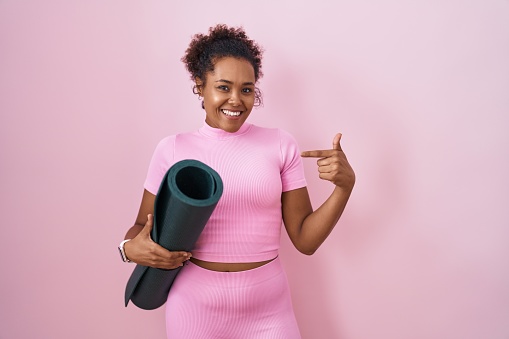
123,189,192,269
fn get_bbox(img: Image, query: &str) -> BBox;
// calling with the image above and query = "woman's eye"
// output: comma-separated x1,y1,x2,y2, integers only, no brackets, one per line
217,85,229,91
242,88,253,93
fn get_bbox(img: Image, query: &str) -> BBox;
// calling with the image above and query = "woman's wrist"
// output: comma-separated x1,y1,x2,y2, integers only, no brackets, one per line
118,239,133,263
333,183,354,196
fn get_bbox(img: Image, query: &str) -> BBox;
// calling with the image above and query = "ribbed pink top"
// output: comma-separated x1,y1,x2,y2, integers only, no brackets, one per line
144,122,307,262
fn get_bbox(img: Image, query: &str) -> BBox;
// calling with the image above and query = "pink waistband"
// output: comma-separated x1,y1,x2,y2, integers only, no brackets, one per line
182,256,283,287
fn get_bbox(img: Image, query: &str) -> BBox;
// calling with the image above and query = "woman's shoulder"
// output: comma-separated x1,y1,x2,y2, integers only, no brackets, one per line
154,128,199,147
153,134,177,150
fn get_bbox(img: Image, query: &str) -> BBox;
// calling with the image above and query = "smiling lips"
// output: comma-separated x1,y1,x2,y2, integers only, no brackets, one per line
221,109,242,117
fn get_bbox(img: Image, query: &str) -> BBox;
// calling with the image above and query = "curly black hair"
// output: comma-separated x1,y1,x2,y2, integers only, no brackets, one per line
182,24,264,87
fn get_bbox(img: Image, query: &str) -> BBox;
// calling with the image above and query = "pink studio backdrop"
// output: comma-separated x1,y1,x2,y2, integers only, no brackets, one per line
1,1,508,338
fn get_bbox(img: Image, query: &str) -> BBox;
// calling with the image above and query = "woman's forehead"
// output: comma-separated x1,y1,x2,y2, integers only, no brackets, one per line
208,57,255,82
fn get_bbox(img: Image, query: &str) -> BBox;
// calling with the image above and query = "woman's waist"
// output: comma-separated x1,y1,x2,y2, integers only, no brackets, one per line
189,256,277,272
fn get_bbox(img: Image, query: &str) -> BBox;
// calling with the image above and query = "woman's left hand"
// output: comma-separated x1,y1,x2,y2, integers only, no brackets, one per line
301,133,355,191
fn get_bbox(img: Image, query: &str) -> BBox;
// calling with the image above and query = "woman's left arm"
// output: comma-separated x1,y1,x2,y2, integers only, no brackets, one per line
282,133,355,255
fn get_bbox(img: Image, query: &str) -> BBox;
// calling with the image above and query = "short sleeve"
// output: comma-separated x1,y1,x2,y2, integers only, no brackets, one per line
279,129,307,192
143,135,176,195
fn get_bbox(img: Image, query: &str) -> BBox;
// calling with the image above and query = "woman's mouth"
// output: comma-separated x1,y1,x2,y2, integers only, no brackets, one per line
221,109,242,117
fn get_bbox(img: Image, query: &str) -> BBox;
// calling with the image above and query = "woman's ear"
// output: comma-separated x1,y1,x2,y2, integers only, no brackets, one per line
194,77,203,96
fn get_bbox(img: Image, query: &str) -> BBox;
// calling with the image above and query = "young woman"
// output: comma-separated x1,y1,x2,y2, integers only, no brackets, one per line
120,24,355,338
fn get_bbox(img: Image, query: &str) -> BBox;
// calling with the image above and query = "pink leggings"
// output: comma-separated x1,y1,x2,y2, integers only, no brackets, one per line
165,256,301,338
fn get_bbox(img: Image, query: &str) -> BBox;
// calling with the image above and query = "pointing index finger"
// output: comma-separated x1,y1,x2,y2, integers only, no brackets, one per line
301,149,336,158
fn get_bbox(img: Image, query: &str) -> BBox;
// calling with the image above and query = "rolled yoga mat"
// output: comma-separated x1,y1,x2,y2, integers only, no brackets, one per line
125,159,223,310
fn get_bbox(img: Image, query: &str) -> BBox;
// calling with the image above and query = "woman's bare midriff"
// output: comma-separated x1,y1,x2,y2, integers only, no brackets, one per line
189,257,276,272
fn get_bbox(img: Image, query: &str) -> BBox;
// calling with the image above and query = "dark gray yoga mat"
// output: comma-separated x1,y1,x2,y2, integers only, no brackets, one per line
125,159,223,310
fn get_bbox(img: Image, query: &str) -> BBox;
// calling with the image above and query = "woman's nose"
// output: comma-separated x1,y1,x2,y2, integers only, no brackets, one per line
228,91,241,105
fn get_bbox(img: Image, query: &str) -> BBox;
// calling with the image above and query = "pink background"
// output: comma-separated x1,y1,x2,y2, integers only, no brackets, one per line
1,1,508,338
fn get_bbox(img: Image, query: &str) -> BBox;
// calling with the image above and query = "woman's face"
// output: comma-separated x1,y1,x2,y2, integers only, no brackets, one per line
197,57,256,133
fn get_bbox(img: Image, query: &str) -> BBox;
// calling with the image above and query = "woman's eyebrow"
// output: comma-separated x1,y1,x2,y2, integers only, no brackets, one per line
215,79,255,86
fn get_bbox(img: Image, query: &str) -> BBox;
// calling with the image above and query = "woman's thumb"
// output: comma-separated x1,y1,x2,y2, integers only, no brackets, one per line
142,214,154,236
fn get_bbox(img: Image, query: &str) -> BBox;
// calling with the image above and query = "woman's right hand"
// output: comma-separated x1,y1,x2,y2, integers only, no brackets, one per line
124,214,192,269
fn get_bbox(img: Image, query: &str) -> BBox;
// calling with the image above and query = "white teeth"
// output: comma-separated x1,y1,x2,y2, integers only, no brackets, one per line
222,109,241,117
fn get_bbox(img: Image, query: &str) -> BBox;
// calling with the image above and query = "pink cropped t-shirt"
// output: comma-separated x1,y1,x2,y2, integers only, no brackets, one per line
144,122,307,263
